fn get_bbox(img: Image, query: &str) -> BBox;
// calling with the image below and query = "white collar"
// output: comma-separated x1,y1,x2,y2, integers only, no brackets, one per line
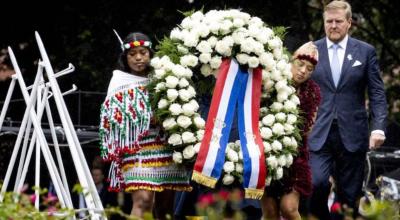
326,35,348,50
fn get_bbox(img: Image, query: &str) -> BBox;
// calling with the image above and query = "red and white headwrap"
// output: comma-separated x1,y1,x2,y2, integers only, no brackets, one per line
293,41,319,65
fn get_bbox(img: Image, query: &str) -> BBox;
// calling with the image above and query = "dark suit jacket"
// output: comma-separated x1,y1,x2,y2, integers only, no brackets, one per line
309,37,387,152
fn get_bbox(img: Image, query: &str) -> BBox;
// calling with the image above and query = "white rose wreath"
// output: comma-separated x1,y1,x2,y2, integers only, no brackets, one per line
148,9,301,195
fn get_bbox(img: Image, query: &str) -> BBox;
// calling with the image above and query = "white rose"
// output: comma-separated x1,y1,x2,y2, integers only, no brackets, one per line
179,78,190,88
196,129,205,141
169,103,182,115
187,86,196,97
180,54,199,67
177,45,189,54
271,68,283,81
262,114,275,126
182,103,196,116
168,133,182,146
215,40,232,57
167,89,179,101
287,114,297,124
183,33,199,47
235,163,243,173
165,75,179,89
260,127,273,139
236,53,249,65
291,137,298,149
196,41,212,54
272,123,285,135
172,64,187,78
275,112,286,122
259,52,275,70
248,56,260,68
274,80,288,92
189,100,200,112
271,102,283,112
182,132,196,144
179,89,192,102
278,155,287,167
284,123,295,133
275,167,283,179
276,60,288,71
199,53,212,64
290,95,300,105
266,156,278,169
273,48,283,59
222,174,234,185
223,161,235,173
233,18,245,27
162,118,177,130
154,69,166,79
193,116,205,129
155,82,166,92
227,149,239,162
240,38,255,54
263,141,272,153
238,151,243,160
194,143,201,153
285,154,293,167
182,145,195,159
268,37,282,49
158,99,169,109
210,56,222,69
177,115,192,129
264,80,274,91
172,151,183,163
277,91,289,103
271,140,283,151
150,57,162,69
282,136,292,147
200,64,213,77
207,36,218,48
260,107,268,114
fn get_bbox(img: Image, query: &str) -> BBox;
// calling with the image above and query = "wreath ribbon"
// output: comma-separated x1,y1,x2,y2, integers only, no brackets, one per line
192,58,267,199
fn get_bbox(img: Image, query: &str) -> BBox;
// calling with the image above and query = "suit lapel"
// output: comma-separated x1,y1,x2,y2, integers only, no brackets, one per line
319,38,336,91
337,37,358,91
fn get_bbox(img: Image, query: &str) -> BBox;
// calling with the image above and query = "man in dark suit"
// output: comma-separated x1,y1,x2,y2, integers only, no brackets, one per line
308,1,387,219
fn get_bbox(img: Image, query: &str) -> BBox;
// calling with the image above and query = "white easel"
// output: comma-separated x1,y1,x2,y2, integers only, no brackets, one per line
0,32,105,219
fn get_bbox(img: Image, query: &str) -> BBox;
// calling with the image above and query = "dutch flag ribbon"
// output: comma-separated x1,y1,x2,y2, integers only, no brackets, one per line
192,58,267,199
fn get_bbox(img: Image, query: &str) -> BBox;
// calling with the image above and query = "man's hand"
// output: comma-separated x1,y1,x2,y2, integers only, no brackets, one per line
369,133,385,150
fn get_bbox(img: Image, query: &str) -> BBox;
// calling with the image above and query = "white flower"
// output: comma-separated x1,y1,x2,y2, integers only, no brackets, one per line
168,133,182,146
277,91,289,102
262,114,275,126
177,45,189,54
182,145,196,159
165,76,179,89
278,155,287,167
182,103,196,116
189,100,200,112
179,89,192,102
282,136,292,146
275,167,283,179
169,103,182,115
268,37,282,49
291,137,298,149
177,115,192,128
240,37,255,54
272,123,285,135
179,78,190,88
239,151,243,160
210,56,222,69
154,69,166,79
197,41,212,54
271,140,283,151
155,82,166,92
274,80,288,92
158,99,169,109
226,149,239,162
200,64,213,76
196,129,205,141
259,52,275,70
275,112,286,122
266,156,278,169
182,131,197,144
273,48,283,59
199,53,212,64
163,118,177,130
166,89,179,101
194,143,201,153
183,32,199,47
248,56,260,68
193,116,205,129
187,86,196,97
285,154,293,167
235,163,243,173
207,36,218,48
223,161,235,173
215,40,232,57
171,64,187,78
284,123,295,133
290,95,300,105
271,102,283,112
180,54,199,67
222,174,234,185
271,68,284,81
263,141,272,153
284,100,297,111
236,53,249,65
151,57,162,69
172,151,183,163
260,127,273,139
287,114,297,124
233,18,245,27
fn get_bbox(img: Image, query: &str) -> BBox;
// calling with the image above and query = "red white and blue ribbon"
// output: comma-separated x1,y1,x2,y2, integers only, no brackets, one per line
192,59,266,199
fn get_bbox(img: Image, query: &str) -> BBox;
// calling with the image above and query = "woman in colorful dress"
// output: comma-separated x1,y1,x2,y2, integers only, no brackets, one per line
261,42,321,220
99,32,191,218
